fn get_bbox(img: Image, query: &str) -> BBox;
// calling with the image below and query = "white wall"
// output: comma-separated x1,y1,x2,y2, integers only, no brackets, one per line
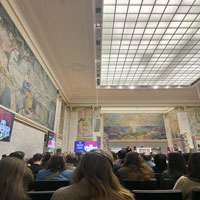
0,120,45,158
67,111,78,152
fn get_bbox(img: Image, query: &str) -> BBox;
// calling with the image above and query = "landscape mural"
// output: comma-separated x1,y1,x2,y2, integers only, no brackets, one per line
186,106,200,137
168,109,180,138
77,107,93,137
0,4,57,130
103,113,166,140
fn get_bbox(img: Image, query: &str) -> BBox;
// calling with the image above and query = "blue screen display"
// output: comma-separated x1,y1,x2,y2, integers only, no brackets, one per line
74,141,99,152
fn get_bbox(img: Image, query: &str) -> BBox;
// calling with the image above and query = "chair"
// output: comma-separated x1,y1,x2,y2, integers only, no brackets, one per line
122,179,157,190
160,178,177,189
154,173,162,189
32,180,71,191
28,191,54,200
132,189,182,200
192,189,200,200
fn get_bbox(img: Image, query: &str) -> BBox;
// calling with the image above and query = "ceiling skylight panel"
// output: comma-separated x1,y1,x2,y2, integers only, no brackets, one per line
98,0,200,88
104,5,115,13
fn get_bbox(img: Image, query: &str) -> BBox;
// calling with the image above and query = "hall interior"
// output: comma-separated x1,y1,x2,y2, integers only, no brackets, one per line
0,0,199,156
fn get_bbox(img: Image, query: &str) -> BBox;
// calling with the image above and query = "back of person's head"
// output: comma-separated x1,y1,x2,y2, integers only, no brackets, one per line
183,153,191,165
142,154,152,162
73,149,133,200
9,151,25,160
41,152,51,167
117,150,126,159
1,154,7,159
47,154,66,172
167,152,186,175
0,157,30,200
123,152,144,167
111,151,118,161
66,153,77,165
188,152,200,181
33,153,42,162
153,154,167,169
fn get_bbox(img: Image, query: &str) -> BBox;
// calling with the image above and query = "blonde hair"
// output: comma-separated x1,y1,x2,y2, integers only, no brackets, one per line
0,157,30,200
73,150,134,200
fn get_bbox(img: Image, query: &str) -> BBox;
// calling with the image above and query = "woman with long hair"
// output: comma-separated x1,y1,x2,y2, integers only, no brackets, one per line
160,152,186,186
0,157,30,200
174,152,200,200
117,152,154,182
51,150,134,200
36,154,73,180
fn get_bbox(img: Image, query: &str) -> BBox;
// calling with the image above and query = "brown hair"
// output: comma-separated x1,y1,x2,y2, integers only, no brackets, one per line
66,153,77,164
123,152,154,181
73,150,134,200
0,157,30,200
47,154,66,172
188,152,200,181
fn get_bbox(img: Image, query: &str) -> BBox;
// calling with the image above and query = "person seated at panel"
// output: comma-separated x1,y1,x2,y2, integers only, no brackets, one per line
29,153,43,175
173,152,200,200
51,149,134,200
0,157,30,200
160,152,187,186
113,150,127,175
142,154,156,168
117,152,154,182
152,154,167,173
66,153,77,171
126,146,132,153
36,154,73,181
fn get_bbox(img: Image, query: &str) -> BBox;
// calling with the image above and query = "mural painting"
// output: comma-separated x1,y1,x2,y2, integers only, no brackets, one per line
168,109,180,138
186,106,200,136
103,113,166,140
0,4,57,130
77,108,93,137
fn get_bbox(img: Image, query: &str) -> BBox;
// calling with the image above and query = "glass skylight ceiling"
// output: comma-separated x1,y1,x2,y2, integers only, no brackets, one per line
99,0,200,88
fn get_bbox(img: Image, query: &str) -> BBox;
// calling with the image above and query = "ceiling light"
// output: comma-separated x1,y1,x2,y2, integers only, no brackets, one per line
129,86,135,89
153,86,159,89
97,0,200,88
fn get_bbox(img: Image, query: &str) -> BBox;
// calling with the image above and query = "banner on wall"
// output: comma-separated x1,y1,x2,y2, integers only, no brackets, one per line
0,107,15,142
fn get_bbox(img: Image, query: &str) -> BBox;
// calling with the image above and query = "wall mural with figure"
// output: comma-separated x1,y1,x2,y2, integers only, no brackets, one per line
168,109,180,138
186,106,200,137
77,107,93,138
103,113,166,140
0,4,57,130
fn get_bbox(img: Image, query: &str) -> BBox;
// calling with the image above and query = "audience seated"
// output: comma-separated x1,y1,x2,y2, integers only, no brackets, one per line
74,151,84,166
66,153,77,171
113,150,126,175
117,152,154,182
173,152,200,200
142,154,156,168
183,153,191,168
29,153,43,175
51,150,134,200
9,151,34,182
153,154,167,173
0,157,30,200
160,152,186,188
41,152,52,168
36,154,73,181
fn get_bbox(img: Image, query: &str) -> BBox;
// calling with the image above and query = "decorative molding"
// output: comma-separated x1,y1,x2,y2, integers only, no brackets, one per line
0,105,49,133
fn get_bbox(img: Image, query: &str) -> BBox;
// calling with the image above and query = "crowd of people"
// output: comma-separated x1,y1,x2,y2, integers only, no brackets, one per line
0,148,200,200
